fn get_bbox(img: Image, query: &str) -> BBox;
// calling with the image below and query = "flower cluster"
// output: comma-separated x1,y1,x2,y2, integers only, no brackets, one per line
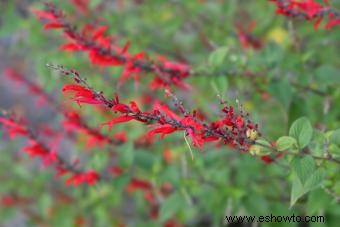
0,114,100,186
269,0,340,29
56,66,260,153
4,68,125,149
32,3,191,90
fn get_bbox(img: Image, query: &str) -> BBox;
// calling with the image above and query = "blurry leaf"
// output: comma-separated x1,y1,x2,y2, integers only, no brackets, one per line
329,129,340,146
328,144,340,157
208,47,229,68
269,78,292,110
276,136,297,151
261,42,283,67
244,194,269,215
159,192,183,222
291,156,315,185
134,150,155,170
290,159,325,208
289,117,313,149
304,168,325,191
112,173,130,191
161,166,180,186
288,96,308,126
314,65,340,85
290,175,306,207
307,189,331,216
118,143,134,167
210,76,228,96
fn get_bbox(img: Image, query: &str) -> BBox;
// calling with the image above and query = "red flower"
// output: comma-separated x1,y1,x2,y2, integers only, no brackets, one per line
0,117,28,139
260,153,283,163
126,178,151,193
59,42,81,52
113,131,127,143
71,0,89,14
31,8,56,21
23,140,49,158
326,18,340,30
65,170,99,186
118,52,144,87
144,124,177,140
153,101,181,121
43,22,64,30
108,166,123,177
111,103,131,113
101,115,135,130
268,0,340,30
55,167,68,178
235,116,243,128
62,84,101,105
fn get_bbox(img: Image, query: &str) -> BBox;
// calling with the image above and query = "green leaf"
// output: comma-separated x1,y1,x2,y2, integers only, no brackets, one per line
307,189,330,216
210,76,228,96
290,175,306,208
112,173,130,191
291,156,316,185
208,47,229,68
276,136,297,151
290,156,325,208
159,192,183,222
269,78,292,110
304,168,325,191
329,129,340,146
134,150,155,170
314,65,340,85
289,117,313,149
118,143,134,168
290,168,324,208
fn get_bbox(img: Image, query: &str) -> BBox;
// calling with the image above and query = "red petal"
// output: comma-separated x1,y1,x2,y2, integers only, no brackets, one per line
111,103,131,113
126,178,151,193
31,8,56,21
60,43,80,52
43,23,64,30
101,116,135,130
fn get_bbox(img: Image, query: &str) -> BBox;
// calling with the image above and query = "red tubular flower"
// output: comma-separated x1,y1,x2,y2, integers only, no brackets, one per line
65,170,99,186
108,166,123,177
144,124,178,140
0,117,28,139
113,131,127,143
1,114,101,186
268,0,340,30
34,3,192,90
71,0,89,14
126,178,152,193
58,65,260,152
101,116,135,130
23,140,49,158
260,153,283,163
326,18,340,30
31,8,57,21
236,21,263,50
62,84,102,105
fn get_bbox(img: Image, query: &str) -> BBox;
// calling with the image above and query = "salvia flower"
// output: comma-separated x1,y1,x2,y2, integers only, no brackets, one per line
269,0,340,30
33,3,191,90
